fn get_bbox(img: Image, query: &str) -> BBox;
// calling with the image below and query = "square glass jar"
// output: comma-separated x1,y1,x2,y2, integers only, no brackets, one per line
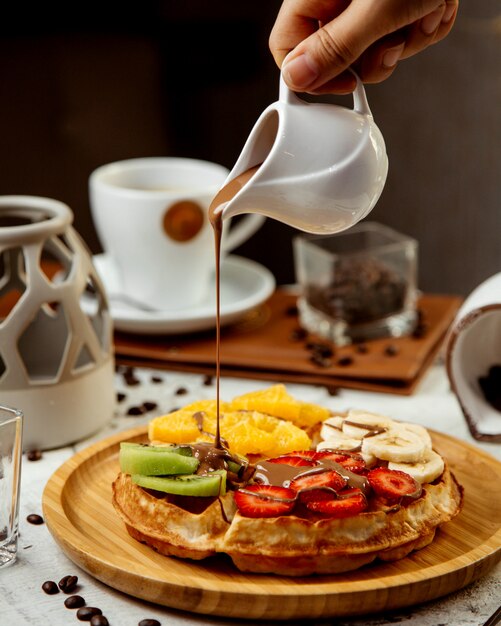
293,222,418,345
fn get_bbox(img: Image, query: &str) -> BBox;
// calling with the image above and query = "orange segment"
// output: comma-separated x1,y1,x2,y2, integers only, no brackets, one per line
230,384,330,428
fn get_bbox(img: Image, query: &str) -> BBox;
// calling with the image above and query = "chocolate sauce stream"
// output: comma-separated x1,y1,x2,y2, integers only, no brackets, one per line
208,164,262,450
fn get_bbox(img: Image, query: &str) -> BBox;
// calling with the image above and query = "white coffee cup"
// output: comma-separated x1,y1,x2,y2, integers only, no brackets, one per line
89,157,265,311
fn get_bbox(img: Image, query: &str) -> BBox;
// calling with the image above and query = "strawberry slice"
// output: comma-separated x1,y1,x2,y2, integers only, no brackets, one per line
314,450,366,474
234,484,296,518
290,470,347,502
286,450,317,460
367,467,422,501
268,455,316,467
305,488,367,518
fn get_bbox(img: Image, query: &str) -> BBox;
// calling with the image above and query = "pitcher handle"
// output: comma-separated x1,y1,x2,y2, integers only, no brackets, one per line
350,70,372,116
279,68,372,117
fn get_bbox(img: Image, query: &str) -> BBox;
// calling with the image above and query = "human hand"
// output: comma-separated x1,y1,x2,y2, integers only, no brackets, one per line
269,0,459,93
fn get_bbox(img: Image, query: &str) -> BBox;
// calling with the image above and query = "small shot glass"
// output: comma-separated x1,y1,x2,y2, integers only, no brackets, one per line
0,405,23,568
293,222,418,345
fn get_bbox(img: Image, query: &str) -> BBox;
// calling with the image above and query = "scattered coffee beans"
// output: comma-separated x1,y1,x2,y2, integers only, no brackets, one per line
326,385,339,396
76,606,102,621
337,356,354,367
309,353,332,368
26,449,42,461
202,374,213,386
126,405,147,416
143,401,158,412
41,581,59,595
306,342,333,358
289,327,307,342
117,392,126,403
151,375,163,383
138,620,161,626
90,616,109,626
285,304,298,317
26,514,44,525
59,574,78,593
384,344,399,357
175,387,188,395
64,595,85,609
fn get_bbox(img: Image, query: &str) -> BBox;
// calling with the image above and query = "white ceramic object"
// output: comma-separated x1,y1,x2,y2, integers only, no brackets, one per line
0,196,115,450
445,272,501,441
83,254,275,334
89,157,265,311
215,73,388,234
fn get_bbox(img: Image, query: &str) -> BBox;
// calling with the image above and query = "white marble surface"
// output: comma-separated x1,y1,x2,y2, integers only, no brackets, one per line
0,364,500,626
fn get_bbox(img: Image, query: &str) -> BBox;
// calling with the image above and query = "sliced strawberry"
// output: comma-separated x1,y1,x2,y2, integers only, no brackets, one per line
268,455,316,467
234,484,296,518
305,488,367,518
290,470,347,502
314,450,366,474
367,467,422,501
286,450,317,460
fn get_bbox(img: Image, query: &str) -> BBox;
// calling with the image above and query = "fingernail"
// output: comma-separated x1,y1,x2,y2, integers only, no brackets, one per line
382,43,405,69
282,53,319,89
442,3,456,23
421,8,444,35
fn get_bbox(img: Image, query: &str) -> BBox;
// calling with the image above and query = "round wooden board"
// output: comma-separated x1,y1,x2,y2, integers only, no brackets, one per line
42,426,501,621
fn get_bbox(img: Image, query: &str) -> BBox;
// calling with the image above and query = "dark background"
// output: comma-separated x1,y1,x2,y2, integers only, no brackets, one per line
1,1,499,295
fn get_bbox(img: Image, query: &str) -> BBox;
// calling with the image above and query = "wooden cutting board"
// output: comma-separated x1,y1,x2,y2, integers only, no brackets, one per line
42,426,501,621
114,291,462,395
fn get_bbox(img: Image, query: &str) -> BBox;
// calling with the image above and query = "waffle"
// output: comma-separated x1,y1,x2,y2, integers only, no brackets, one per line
112,461,462,576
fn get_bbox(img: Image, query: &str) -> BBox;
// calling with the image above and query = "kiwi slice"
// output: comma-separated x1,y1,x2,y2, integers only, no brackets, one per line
120,443,199,476
131,469,227,497
120,442,193,456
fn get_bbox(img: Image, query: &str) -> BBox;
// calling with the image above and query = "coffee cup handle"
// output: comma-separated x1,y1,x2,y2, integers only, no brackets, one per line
222,213,266,252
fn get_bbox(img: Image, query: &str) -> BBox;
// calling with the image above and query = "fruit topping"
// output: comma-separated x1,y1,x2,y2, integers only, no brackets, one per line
268,455,316,467
119,443,199,476
234,484,296,518
290,469,347,502
305,488,368,518
132,469,227,497
388,449,444,484
314,451,367,474
230,384,331,427
367,467,422,501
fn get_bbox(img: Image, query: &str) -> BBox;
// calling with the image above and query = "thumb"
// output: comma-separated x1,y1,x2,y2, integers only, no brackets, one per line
281,5,384,91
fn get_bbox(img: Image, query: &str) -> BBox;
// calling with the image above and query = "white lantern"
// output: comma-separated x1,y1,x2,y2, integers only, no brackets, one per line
0,196,115,450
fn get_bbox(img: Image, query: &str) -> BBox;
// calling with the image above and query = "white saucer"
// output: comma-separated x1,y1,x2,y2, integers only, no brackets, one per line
87,254,276,335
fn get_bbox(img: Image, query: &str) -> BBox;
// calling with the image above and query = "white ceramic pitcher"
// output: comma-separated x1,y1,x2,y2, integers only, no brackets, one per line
214,73,388,234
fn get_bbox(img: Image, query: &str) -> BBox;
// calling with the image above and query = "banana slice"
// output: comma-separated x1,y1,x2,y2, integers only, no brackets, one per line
362,424,428,463
388,449,444,484
342,410,394,438
320,416,347,441
317,433,376,466
400,423,432,449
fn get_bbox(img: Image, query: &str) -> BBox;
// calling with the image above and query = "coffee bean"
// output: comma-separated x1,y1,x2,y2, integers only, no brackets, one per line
175,387,188,395
126,405,146,416
310,353,332,368
91,616,109,626
151,376,163,383
116,392,126,403
285,304,298,317
306,342,334,358
384,344,399,357
27,449,42,461
64,595,85,609
412,323,427,339
326,385,339,396
26,514,44,525
59,574,78,593
76,606,102,621
143,401,158,412
355,343,368,354
289,327,307,342
202,375,213,386
337,356,354,366
138,620,161,626
42,581,59,595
